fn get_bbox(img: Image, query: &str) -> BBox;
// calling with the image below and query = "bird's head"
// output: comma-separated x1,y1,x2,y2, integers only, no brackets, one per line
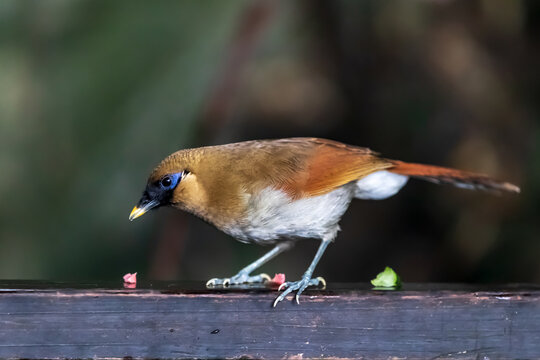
129,151,201,221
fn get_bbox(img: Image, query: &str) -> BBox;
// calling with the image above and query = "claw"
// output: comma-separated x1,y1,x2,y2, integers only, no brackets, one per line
295,281,310,304
206,272,270,288
316,276,327,288
273,287,292,307
273,275,326,307
273,283,295,307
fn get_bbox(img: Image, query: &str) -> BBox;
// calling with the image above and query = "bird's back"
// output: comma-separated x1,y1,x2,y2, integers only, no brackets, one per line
193,137,392,196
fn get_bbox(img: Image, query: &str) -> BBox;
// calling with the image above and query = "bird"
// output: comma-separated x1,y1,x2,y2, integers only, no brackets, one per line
129,137,519,306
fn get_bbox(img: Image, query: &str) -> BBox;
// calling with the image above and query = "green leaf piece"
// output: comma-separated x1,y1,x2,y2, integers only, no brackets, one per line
371,266,401,289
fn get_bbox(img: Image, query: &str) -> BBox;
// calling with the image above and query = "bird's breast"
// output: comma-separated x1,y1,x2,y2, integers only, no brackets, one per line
223,184,355,244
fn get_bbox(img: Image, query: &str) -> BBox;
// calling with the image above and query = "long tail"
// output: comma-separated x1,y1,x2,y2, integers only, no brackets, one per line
388,160,520,194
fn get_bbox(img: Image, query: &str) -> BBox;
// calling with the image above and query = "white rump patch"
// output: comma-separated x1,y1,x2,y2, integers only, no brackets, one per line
354,170,408,200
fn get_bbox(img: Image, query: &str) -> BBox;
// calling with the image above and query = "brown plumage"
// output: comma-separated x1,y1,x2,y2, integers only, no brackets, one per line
144,138,393,229
129,137,519,306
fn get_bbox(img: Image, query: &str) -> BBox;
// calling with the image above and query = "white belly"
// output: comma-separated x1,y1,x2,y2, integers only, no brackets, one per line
227,185,355,244
224,170,409,244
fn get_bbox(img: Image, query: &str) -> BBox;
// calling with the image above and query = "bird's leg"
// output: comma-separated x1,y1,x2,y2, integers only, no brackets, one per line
206,241,293,287
273,237,331,307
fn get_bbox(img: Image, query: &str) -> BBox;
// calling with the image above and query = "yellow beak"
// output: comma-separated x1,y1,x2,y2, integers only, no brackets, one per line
129,199,160,221
129,206,147,221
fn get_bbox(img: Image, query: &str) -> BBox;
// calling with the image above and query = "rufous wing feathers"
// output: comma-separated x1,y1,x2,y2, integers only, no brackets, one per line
280,139,394,198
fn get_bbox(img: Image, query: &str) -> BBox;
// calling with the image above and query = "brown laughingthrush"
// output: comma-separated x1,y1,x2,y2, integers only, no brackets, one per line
129,138,519,306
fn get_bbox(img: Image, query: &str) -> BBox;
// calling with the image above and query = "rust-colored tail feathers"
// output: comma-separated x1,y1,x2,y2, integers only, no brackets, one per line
389,160,520,194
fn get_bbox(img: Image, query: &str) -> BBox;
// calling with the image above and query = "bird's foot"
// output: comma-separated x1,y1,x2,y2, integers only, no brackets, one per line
206,272,271,287
273,276,326,307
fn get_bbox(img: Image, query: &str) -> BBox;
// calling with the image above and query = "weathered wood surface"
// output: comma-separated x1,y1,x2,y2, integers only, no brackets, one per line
1,281,540,359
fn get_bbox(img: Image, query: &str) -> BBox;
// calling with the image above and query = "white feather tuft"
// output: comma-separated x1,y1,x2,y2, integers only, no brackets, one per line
354,170,408,200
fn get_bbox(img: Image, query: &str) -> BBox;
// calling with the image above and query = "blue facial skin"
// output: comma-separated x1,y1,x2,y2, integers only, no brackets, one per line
158,172,182,191
137,172,184,211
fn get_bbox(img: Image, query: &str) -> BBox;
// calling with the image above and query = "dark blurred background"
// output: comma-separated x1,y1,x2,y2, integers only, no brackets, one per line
0,0,537,284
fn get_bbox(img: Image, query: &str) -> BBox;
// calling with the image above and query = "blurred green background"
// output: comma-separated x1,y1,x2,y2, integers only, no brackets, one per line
0,0,538,284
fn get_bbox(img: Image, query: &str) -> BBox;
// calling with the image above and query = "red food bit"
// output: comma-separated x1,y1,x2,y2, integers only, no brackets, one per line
269,273,286,285
123,272,137,284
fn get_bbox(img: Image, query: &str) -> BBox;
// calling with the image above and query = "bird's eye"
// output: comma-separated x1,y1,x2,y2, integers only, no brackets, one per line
156,172,183,190
160,176,172,188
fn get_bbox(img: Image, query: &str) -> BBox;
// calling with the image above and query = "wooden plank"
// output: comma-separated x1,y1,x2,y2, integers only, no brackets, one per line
1,281,539,359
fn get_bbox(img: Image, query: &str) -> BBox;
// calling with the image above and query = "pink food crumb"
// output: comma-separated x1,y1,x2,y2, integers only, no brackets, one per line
123,272,137,284
269,273,286,285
